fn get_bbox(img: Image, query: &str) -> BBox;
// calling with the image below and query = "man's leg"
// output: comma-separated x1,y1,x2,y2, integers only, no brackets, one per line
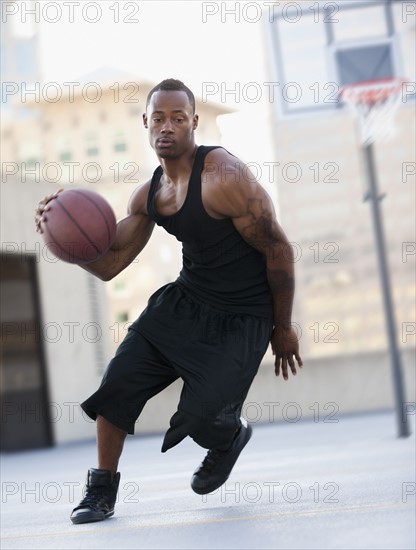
97,415,127,478
173,311,273,495
71,329,178,524
70,415,126,525
190,413,252,495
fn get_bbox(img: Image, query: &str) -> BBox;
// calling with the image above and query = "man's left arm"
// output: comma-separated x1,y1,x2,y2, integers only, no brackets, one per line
208,153,303,380
233,192,302,380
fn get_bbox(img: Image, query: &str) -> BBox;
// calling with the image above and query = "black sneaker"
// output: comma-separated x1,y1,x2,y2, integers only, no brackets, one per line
191,419,252,495
70,468,120,525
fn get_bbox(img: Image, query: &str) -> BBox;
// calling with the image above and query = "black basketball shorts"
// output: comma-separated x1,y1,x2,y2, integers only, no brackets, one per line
81,283,273,451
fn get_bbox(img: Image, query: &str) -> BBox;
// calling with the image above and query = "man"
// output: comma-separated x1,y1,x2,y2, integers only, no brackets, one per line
35,79,303,524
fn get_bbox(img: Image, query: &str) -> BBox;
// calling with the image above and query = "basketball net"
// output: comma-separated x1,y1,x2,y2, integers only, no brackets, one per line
338,78,405,146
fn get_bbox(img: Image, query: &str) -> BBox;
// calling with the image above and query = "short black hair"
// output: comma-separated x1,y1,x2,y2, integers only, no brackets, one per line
146,79,195,114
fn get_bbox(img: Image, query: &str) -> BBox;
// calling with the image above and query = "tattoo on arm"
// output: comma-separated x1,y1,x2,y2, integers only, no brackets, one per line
240,198,280,249
239,196,295,328
267,269,295,293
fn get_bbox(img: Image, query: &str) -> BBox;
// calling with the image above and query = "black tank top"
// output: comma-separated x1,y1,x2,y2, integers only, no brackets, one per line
147,145,273,319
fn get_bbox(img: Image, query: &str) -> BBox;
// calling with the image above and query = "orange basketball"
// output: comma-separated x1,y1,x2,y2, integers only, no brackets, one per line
40,189,117,264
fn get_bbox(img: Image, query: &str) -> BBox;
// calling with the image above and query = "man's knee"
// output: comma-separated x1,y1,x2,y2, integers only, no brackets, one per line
187,405,241,449
162,405,241,451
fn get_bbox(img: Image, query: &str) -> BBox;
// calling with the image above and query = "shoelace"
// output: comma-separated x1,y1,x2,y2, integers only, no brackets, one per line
78,486,107,509
201,449,226,472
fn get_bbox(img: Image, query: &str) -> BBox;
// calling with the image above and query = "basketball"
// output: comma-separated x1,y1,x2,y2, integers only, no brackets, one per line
40,188,117,264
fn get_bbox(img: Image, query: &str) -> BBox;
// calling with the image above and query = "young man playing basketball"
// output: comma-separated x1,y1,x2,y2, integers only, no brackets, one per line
35,79,303,524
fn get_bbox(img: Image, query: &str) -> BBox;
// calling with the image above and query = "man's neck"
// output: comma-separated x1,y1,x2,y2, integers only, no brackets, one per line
158,144,198,185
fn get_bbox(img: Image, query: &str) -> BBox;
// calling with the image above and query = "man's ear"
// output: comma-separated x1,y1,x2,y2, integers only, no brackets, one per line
143,113,148,128
192,114,199,130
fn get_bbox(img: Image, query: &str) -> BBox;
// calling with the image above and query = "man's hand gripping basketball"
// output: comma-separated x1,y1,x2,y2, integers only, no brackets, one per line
34,189,63,234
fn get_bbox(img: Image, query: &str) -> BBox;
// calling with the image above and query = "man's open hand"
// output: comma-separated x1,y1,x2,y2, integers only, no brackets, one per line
271,326,303,380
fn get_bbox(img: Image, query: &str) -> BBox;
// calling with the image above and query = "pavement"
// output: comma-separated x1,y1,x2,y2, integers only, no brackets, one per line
1,410,415,550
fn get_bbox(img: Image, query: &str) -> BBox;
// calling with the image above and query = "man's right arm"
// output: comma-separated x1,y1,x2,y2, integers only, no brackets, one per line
81,182,155,281
35,182,155,282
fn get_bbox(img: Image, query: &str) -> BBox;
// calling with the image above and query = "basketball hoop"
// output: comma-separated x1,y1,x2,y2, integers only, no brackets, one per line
338,78,405,146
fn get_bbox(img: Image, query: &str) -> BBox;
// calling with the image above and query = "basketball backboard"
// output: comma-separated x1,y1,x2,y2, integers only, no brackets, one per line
264,0,415,117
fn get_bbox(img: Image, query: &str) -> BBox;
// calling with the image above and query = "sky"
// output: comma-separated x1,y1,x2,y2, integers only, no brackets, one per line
35,1,269,107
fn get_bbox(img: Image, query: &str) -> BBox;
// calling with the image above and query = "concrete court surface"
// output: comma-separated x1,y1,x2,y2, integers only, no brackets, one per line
1,410,415,550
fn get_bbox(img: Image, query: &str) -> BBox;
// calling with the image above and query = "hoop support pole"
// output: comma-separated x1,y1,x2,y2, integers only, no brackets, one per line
363,143,411,438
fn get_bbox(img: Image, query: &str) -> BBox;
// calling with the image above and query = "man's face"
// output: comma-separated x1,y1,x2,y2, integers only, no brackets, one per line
143,91,198,159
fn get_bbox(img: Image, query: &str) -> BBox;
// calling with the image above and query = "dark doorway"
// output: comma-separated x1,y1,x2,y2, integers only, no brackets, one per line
0,254,53,451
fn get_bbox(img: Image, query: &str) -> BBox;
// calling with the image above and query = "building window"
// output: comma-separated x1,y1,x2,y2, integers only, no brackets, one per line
24,158,39,167
116,312,129,322
114,142,127,152
56,135,71,162
114,280,126,292
85,132,98,156
113,129,127,153
59,151,72,161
